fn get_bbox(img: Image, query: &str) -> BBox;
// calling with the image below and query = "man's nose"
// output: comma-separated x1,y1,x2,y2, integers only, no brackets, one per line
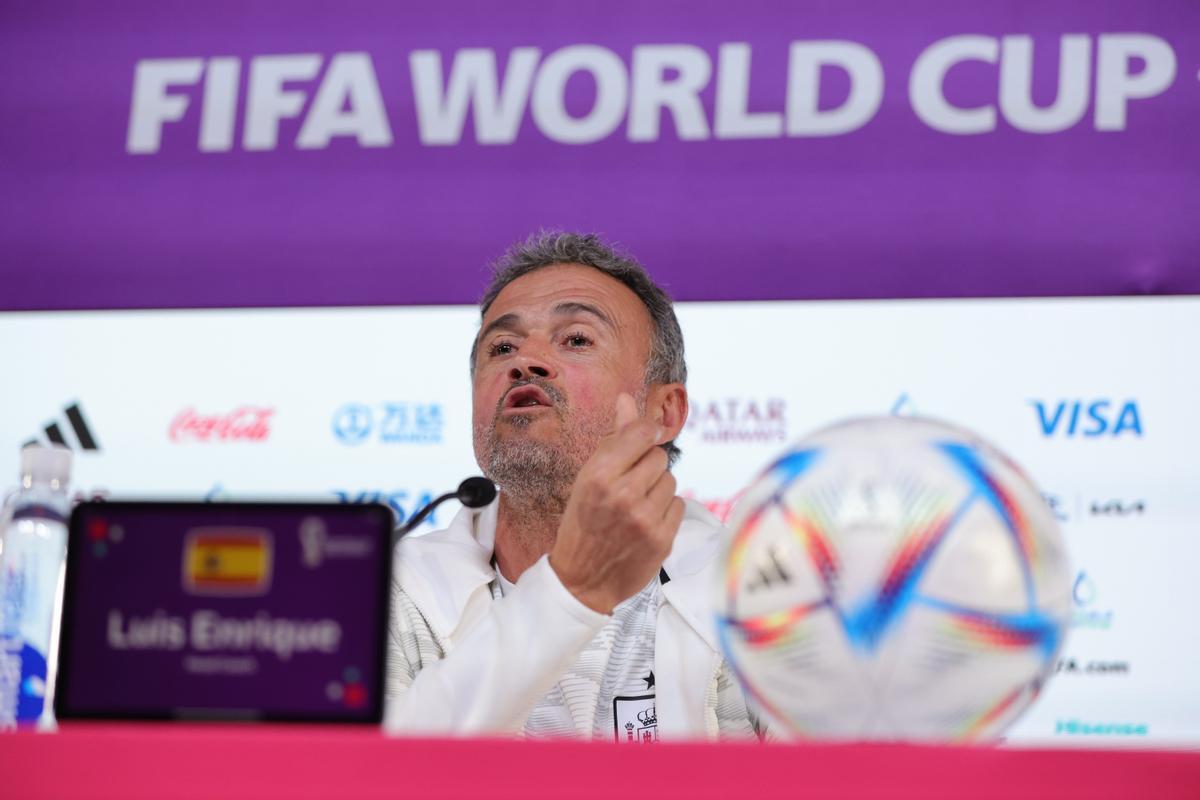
508,345,556,381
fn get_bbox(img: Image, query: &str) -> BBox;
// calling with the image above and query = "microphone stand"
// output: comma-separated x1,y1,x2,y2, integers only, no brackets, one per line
393,476,496,544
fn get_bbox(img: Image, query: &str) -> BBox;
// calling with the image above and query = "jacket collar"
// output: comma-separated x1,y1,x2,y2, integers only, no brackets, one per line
393,496,725,650
393,499,498,642
661,502,724,652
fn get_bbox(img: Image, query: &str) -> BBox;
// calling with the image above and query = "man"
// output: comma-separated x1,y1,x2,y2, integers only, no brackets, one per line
385,232,758,741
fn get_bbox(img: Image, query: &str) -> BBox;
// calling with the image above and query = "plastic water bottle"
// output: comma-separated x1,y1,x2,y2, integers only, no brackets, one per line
0,445,72,729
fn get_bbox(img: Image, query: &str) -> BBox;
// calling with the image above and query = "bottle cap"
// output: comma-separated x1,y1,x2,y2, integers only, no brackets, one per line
20,443,73,489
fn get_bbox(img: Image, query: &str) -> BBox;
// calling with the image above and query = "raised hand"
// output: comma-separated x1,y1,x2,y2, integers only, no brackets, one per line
549,392,685,614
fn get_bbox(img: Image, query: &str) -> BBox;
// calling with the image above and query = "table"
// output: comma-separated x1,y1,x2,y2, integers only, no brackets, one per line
2,724,1198,799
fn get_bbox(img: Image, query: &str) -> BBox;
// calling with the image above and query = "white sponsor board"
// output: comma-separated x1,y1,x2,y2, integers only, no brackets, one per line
1,297,1197,746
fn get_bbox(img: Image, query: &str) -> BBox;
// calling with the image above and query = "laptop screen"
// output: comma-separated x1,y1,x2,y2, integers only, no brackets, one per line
56,501,392,723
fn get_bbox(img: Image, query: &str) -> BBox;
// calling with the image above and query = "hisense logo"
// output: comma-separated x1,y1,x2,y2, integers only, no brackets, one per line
23,402,100,451
1055,719,1148,736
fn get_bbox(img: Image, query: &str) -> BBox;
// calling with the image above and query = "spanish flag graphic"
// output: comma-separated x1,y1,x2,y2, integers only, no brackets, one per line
182,528,273,596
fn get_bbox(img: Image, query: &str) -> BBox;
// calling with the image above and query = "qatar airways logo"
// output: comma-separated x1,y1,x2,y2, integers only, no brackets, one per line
169,406,274,443
126,33,1179,154
686,398,786,445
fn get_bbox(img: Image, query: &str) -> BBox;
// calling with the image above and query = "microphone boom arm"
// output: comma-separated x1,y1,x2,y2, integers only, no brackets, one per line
392,477,496,544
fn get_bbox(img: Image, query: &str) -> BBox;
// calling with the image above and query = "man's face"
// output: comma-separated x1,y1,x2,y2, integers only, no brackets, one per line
471,263,655,500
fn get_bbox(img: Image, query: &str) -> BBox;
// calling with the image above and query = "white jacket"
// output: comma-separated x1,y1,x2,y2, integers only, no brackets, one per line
384,498,753,740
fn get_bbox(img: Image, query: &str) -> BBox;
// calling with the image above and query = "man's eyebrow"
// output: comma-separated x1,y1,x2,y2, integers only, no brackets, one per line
553,301,615,330
476,302,614,346
477,312,522,344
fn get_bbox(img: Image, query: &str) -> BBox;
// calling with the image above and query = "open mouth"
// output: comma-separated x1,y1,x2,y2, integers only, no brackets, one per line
503,385,553,411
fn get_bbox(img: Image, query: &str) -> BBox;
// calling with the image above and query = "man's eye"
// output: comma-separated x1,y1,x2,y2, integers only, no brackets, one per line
488,341,515,356
564,332,593,348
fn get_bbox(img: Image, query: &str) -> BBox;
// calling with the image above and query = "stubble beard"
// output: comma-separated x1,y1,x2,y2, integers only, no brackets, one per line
474,380,611,515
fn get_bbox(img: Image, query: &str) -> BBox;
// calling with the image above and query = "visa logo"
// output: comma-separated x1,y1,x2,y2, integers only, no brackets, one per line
333,490,439,527
1031,400,1142,437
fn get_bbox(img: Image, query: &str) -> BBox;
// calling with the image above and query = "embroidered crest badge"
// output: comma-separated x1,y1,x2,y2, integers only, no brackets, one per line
613,694,658,744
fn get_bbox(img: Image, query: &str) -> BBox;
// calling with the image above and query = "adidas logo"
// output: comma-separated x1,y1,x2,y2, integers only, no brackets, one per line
24,402,100,451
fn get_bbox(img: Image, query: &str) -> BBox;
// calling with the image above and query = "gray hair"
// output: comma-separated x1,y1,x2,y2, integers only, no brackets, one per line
472,231,687,465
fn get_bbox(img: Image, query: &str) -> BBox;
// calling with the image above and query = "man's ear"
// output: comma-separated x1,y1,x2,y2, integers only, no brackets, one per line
649,383,688,445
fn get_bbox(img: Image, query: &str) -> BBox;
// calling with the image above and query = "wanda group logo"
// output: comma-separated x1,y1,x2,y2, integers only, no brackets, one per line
169,406,274,443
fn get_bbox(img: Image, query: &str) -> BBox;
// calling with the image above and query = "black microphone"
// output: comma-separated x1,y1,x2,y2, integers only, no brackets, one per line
393,477,496,543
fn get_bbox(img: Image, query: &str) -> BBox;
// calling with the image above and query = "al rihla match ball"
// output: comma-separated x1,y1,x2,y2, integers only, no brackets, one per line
716,416,1071,742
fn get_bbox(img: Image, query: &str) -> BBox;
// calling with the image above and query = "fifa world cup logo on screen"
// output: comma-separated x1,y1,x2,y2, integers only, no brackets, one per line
299,517,328,568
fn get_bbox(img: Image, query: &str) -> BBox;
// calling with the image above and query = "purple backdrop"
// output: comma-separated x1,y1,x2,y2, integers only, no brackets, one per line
62,504,388,720
1,1,1197,311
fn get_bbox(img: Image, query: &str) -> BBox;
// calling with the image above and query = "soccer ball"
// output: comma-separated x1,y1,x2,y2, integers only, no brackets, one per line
716,416,1071,742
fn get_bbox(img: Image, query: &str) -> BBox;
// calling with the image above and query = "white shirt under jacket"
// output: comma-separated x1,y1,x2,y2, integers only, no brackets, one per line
383,497,760,740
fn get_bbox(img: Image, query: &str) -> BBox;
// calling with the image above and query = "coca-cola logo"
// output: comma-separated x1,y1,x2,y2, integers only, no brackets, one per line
169,406,274,443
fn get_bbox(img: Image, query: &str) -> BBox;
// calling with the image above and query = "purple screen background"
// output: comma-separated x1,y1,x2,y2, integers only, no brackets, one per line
61,504,390,721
